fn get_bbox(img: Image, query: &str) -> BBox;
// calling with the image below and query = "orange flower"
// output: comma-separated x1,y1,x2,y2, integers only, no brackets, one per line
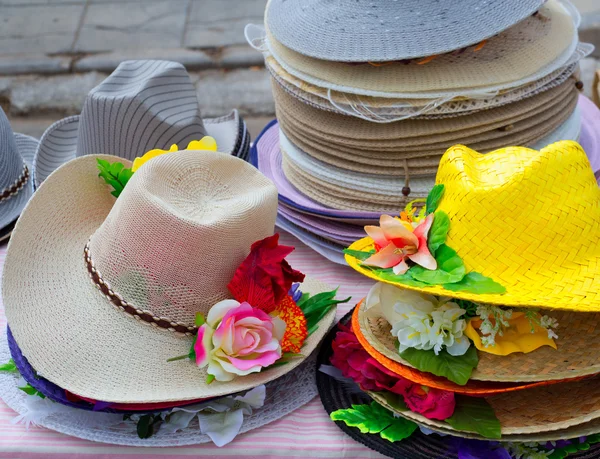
274,296,308,353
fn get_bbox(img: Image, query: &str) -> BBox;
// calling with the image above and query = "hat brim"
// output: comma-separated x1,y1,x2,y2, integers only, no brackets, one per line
33,111,247,188
0,133,37,231
317,311,600,457
3,154,336,403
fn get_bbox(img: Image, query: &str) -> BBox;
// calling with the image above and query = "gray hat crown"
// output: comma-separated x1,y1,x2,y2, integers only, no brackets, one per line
76,60,207,161
0,107,26,194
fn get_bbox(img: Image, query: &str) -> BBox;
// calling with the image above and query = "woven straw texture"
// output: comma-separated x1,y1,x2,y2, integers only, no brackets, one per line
0,329,323,447
266,0,574,94
354,300,600,384
267,52,579,122
3,152,337,403
265,0,544,62
347,141,600,311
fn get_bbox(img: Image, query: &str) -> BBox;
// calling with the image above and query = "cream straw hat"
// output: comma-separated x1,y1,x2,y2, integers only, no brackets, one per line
3,151,336,403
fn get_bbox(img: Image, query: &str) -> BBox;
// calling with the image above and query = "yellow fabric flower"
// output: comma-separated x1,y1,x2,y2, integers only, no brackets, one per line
464,312,557,356
131,136,217,172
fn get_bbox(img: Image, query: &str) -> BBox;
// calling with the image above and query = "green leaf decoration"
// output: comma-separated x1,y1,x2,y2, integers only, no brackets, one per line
96,158,133,198
298,289,350,336
425,184,445,215
330,402,417,443
373,268,430,288
188,334,198,362
136,413,163,439
0,359,18,373
380,391,408,412
195,313,205,327
206,374,216,385
408,244,465,285
427,211,450,256
546,434,600,459
18,384,45,398
343,248,375,261
443,272,507,294
399,346,479,386
445,395,501,439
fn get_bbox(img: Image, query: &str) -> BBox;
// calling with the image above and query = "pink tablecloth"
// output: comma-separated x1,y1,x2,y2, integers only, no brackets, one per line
0,231,385,458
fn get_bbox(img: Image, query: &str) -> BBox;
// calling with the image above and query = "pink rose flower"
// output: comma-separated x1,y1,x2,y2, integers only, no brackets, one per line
195,300,287,382
403,384,456,420
330,323,455,421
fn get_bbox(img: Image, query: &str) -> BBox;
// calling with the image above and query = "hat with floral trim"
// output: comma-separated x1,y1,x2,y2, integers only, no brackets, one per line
3,148,345,404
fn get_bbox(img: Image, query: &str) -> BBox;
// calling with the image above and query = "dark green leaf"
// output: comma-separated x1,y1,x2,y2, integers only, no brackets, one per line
298,289,349,336
374,268,430,288
123,414,133,421
427,211,450,256
408,244,465,285
443,272,506,294
137,414,153,439
425,184,445,215
399,346,478,386
296,292,310,308
188,334,198,361
343,248,376,261
380,391,408,412
330,402,417,443
0,359,18,373
445,395,501,439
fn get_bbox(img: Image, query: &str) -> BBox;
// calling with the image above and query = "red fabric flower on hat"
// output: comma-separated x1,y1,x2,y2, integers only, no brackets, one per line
227,234,305,313
330,323,455,421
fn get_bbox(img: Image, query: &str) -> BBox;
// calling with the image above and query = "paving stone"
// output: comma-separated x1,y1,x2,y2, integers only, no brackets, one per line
6,71,106,116
195,68,274,118
74,48,214,73
220,45,264,69
185,0,266,48
74,1,187,53
0,55,71,75
0,4,84,55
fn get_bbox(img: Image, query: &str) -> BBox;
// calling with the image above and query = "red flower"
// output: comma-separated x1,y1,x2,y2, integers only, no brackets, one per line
228,234,305,313
330,323,455,421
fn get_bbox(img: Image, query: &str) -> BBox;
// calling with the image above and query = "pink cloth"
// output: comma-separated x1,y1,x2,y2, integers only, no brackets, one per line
0,234,383,458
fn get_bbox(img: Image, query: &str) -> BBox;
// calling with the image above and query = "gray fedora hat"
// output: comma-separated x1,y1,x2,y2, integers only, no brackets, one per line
0,107,38,236
33,60,250,187
265,0,546,62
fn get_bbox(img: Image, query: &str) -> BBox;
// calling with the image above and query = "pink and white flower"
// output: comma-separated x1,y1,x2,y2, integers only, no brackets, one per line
194,300,286,382
363,214,437,275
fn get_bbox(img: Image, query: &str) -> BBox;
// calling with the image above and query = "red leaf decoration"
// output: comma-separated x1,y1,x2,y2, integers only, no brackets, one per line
227,234,305,313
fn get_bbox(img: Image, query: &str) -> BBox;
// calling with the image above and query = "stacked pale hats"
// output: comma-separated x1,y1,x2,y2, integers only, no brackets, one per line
249,0,600,264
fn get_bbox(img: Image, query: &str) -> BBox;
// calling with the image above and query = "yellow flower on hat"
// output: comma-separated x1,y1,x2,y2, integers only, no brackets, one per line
131,136,218,172
464,312,557,356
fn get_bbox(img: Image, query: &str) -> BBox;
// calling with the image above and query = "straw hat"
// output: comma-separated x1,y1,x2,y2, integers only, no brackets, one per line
3,150,336,403
33,60,250,187
347,141,600,311
266,0,579,97
0,107,38,233
265,0,545,62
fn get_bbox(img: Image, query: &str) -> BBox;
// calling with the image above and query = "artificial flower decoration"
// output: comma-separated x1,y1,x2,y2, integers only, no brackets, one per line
194,300,286,382
464,310,558,356
131,136,218,172
227,234,305,314
366,283,470,356
274,295,308,353
363,214,437,275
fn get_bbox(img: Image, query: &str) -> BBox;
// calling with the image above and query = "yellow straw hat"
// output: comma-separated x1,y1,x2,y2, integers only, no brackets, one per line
346,140,600,311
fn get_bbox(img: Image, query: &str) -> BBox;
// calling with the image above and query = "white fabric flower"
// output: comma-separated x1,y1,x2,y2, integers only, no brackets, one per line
365,283,470,356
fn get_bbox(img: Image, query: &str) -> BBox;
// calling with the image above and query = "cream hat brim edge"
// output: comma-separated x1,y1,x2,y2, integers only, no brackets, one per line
3,152,336,403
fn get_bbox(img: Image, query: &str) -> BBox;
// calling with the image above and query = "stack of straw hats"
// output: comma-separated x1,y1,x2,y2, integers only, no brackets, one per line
249,0,600,264
316,141,600,458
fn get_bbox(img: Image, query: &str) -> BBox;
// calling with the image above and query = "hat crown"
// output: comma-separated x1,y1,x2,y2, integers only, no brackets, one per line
88,150,278,328
76,60,206,162
0,107,25,192
436,140,600,288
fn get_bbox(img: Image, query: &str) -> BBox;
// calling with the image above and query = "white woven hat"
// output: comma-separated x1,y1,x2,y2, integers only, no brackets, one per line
265,0,545,62
265,0,590,99
3,150,336,403
0,107,38,233
33,60,250,187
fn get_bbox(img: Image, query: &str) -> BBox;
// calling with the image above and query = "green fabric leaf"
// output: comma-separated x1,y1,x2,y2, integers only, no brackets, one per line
427,211,450,256
118,167,134,185
18,384,45,398
298,289,350,336
96,158,133,198
110,162,124,175
206,374,216,385
0,359,18,373
373,268,430,288
408,244,465,285
136,413,162,439
188,334,197,361
445,395,501,439
195,313,205,326
425,184,445,215
443,272,506,294
399,346,478,386
380,391,408,412
330,402,417,443
343,248,375,261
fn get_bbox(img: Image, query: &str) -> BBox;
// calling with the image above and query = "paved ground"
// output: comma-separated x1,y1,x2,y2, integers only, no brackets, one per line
0,0,599,139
